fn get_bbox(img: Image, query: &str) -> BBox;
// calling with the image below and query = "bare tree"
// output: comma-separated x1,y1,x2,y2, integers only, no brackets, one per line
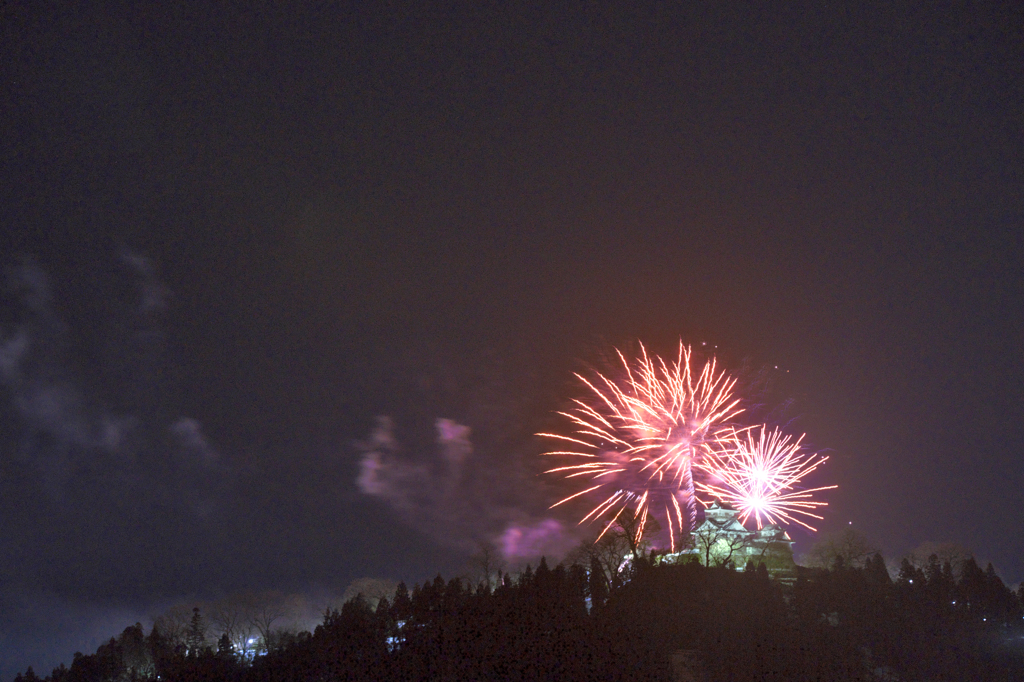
566,516,642,593
208,595,261,660
805,527,876,569
157,590,319,659
342,578,399,610
249,592,286,654
693,525,752,567
906,541,973,577
465,541,506,591
613,511,662,562
117,624,155,678
153,603,200,649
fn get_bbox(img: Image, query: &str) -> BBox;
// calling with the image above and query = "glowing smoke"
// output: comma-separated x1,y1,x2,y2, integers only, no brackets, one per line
356,415,575,560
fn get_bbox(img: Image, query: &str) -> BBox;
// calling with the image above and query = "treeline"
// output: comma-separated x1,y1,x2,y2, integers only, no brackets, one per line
614,554,1024,681
15,555,1024,682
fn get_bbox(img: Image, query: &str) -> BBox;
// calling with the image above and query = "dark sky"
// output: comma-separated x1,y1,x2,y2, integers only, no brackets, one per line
2,1,1023,676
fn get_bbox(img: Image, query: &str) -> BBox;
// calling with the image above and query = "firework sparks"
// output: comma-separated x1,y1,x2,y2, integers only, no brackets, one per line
697,426,837,531
540,343,835,550
538,343,744,551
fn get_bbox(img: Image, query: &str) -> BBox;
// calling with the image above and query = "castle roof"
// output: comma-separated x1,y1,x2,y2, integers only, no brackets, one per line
696,503,794,546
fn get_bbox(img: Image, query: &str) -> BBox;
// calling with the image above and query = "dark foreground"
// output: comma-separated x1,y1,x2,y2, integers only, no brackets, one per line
15,555,1024,682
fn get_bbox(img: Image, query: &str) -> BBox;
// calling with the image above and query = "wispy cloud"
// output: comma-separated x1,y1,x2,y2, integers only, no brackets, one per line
0,255,229,511
356,414,579,561
118,248,170,313
170,417,220,467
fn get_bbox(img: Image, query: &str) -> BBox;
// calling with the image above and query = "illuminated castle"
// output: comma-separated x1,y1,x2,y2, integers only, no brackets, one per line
666,502,796,570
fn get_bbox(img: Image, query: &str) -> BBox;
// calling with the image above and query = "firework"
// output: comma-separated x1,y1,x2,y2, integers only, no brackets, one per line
697,426,837,531
538,343,744,551
540,343,834,550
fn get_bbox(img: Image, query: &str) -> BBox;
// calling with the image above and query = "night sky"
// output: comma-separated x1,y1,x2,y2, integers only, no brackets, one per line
2,1,1023,676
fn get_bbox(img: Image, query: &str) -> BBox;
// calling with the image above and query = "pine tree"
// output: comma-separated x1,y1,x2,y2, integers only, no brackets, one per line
186,607,207,656
589,555,609,609
864,553,892,586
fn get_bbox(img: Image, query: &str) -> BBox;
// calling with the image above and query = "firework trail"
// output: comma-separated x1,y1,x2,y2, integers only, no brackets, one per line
539,343,834,550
